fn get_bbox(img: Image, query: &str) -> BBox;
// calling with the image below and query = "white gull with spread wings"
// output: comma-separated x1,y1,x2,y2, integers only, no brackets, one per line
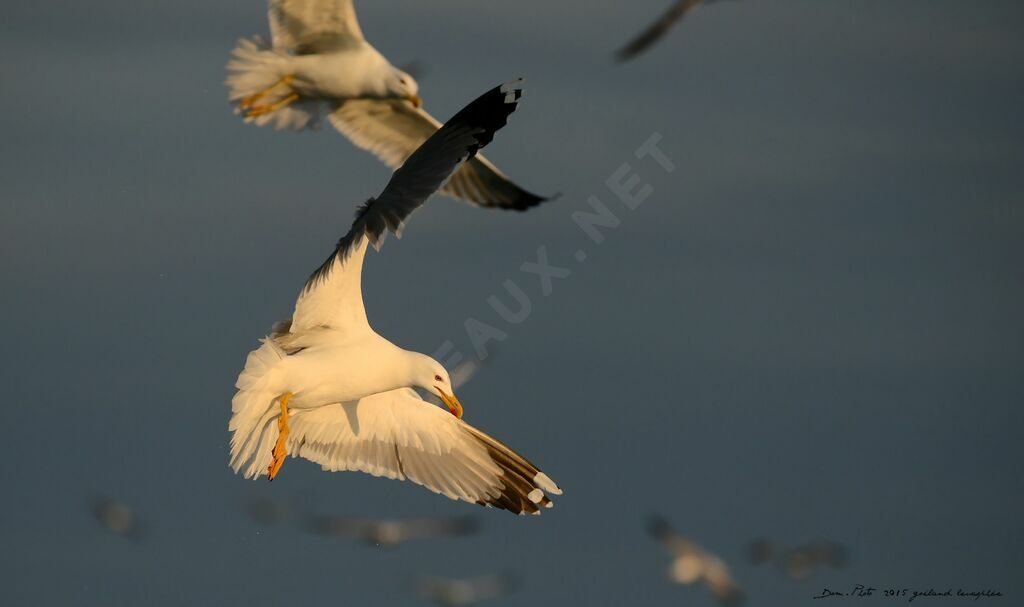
228,80,561,515
226,0,549,210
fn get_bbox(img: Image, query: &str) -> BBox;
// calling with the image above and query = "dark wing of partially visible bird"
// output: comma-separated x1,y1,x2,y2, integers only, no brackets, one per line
615,0,707,61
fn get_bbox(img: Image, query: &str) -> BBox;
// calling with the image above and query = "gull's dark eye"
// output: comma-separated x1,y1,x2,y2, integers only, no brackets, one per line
434,374,443,382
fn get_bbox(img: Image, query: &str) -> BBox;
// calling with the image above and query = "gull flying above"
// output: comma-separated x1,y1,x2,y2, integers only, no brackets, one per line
228,80,562,515
226,0,549,210
648,516,745,606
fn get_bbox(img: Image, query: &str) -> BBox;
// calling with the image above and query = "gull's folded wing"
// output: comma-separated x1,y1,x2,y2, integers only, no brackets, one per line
238,388,562,515
290,80,526,333
268,0,364,53
329,99,548,210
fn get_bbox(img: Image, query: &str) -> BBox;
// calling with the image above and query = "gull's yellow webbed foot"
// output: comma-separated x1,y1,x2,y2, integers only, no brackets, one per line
240,74,295,109
246,92,300,119
267,392,292,481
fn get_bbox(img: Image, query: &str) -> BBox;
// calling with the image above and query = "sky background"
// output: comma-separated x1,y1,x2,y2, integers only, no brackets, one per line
2,0,1023,605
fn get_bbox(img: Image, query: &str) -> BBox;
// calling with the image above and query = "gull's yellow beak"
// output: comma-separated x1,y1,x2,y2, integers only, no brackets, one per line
437,389,463,419
406,94,422,108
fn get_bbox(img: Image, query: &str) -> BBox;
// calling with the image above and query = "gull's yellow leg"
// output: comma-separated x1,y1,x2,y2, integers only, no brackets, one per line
246,92,300,119
240,75,295,109
267,392,292,481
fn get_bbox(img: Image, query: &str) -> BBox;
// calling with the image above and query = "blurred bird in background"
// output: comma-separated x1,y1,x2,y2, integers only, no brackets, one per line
241,495,291,527
414,573,520,606
749,538,849,581
302,514,479,547
648,516,745,606
91,497,146,541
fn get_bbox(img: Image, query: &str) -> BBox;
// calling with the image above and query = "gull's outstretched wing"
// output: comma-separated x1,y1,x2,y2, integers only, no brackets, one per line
268,0,364,53
289,80,526,334
328,99,548,211
615,0,707,61
238,388,562,515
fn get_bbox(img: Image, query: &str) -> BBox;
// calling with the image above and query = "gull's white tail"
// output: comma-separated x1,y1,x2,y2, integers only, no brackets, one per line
225,37,319,131
229,338,287,479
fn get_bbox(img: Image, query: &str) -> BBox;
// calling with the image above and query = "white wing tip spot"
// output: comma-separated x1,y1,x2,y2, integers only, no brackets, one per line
527,488,544,504
534,472,562,495
500,78,524,103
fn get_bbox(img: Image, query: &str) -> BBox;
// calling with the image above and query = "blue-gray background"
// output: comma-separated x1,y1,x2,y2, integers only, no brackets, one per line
2,0,1022,605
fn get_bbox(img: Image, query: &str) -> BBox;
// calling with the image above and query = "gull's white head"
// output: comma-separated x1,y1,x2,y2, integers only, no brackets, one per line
411,355,462,418
387,67,421,108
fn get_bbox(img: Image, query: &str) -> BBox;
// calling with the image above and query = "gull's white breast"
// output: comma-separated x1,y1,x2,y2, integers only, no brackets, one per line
289,44,393,100
276,331,412,409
